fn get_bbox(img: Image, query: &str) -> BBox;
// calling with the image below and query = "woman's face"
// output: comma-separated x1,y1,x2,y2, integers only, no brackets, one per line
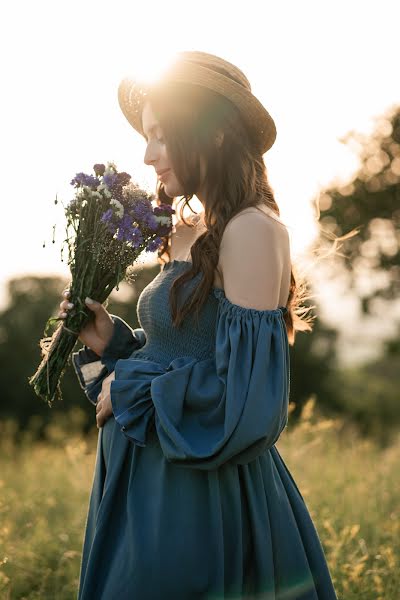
141,100,207,201
142,101,184,198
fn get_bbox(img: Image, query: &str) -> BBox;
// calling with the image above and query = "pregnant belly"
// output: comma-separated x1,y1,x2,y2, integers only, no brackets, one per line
100,414,160,469
100,415,118,467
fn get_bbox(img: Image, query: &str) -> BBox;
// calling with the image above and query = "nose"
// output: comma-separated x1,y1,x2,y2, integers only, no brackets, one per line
143,140,159,166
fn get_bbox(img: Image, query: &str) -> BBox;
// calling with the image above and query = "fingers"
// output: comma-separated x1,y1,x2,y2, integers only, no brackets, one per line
84,297,100,312
96,393,113,428
58,298,74,319
97,417,107,428
58,289,74,319
96,402,108,428
59,300,74,310
60,294,106,319
84,297,113,330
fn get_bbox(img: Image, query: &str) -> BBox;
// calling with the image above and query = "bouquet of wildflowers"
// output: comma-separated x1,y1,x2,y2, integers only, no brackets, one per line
29,161,174,407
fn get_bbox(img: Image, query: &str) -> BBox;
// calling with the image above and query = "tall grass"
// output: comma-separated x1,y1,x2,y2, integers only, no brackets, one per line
0,398,398,599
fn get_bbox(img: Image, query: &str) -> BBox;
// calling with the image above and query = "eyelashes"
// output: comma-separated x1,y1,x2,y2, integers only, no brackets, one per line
144,135,165,145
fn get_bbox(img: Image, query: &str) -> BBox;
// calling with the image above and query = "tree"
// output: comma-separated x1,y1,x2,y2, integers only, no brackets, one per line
0,267,159,435
314,104,400,315
288,314,340,420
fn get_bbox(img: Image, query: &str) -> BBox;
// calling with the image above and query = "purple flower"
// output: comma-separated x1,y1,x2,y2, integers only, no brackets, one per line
145,214,160,232
70,172,100,189
154,204,175,216
100,208,118,235
102,172,132,201
146,236,163,252
116,214,132,239
116,172,131,187
93,164,106,177
101,208,113,223
128,226,144,249
130,198,154,221
103,173,119,189
156,224,172,237
115,216,144,248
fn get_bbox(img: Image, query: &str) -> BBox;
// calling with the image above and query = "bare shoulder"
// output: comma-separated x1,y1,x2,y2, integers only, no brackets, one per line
229,204,288,227
218,208,291,310
220,208,290,261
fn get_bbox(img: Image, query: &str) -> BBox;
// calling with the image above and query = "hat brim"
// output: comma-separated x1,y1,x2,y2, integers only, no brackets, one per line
118,60,277,154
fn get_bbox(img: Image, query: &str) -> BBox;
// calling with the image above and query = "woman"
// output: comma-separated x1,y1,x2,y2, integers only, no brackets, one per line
60,51,338,599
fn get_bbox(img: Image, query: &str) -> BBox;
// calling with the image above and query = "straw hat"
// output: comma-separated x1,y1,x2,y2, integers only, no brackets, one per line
117,50,277,154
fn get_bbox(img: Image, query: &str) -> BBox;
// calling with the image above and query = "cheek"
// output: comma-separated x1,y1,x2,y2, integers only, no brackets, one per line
163,171,185,196
162,144,170,161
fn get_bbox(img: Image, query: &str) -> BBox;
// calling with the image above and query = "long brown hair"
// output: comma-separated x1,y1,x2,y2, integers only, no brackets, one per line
145,82,319,345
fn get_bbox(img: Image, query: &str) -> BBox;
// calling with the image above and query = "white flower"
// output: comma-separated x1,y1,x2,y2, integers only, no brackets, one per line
97,182,113,198
110,198,124,218
104,161,117,175
80,185,101,199
154,215,171,226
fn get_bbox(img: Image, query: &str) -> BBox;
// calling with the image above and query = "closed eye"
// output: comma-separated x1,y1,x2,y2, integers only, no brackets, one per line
143,124,165,144
144,134,165,145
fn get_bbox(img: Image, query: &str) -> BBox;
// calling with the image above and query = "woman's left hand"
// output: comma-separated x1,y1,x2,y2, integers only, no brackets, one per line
96,371,115,428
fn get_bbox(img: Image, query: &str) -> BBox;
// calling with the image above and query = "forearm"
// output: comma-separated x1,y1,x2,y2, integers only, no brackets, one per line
72,314,146,405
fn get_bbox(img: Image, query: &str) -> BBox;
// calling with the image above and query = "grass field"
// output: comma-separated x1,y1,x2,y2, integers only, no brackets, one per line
0,397,398,599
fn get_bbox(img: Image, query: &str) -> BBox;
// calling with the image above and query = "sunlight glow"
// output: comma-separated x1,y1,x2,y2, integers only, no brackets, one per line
1,0,399,346
124,52,178,86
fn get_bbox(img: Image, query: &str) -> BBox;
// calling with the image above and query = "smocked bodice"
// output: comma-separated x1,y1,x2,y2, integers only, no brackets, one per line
131,260,220,367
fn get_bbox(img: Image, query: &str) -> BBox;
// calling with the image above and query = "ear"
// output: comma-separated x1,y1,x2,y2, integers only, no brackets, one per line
215,129,224,148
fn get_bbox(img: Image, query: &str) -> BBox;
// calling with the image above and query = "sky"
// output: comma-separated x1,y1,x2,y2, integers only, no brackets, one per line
1,0,399,364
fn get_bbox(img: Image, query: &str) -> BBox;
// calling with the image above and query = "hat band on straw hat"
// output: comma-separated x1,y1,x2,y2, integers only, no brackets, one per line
118,52,277,154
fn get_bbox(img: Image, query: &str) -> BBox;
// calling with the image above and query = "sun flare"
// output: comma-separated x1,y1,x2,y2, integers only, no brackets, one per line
117,49,179,87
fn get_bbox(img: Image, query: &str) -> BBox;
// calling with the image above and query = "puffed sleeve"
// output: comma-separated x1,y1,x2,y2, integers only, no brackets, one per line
71,314,146,405
110,291,290,469
110,210,291,469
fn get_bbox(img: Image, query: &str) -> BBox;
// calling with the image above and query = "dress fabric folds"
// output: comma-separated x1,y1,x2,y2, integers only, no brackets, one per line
72,259,338,600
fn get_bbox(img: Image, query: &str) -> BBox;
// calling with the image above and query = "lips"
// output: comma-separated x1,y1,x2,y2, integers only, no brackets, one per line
157,169,171,182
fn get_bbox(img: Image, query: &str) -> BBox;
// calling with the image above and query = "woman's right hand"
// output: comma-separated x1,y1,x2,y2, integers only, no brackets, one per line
59,289,115,357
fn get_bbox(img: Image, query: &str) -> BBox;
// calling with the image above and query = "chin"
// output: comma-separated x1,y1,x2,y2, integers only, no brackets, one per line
163,180,185,198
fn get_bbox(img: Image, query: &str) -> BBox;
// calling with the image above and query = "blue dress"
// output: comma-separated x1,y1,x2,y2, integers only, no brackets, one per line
72,259,338,600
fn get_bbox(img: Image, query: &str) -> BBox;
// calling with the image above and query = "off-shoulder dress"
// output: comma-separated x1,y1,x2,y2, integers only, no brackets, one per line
72,259,338,600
